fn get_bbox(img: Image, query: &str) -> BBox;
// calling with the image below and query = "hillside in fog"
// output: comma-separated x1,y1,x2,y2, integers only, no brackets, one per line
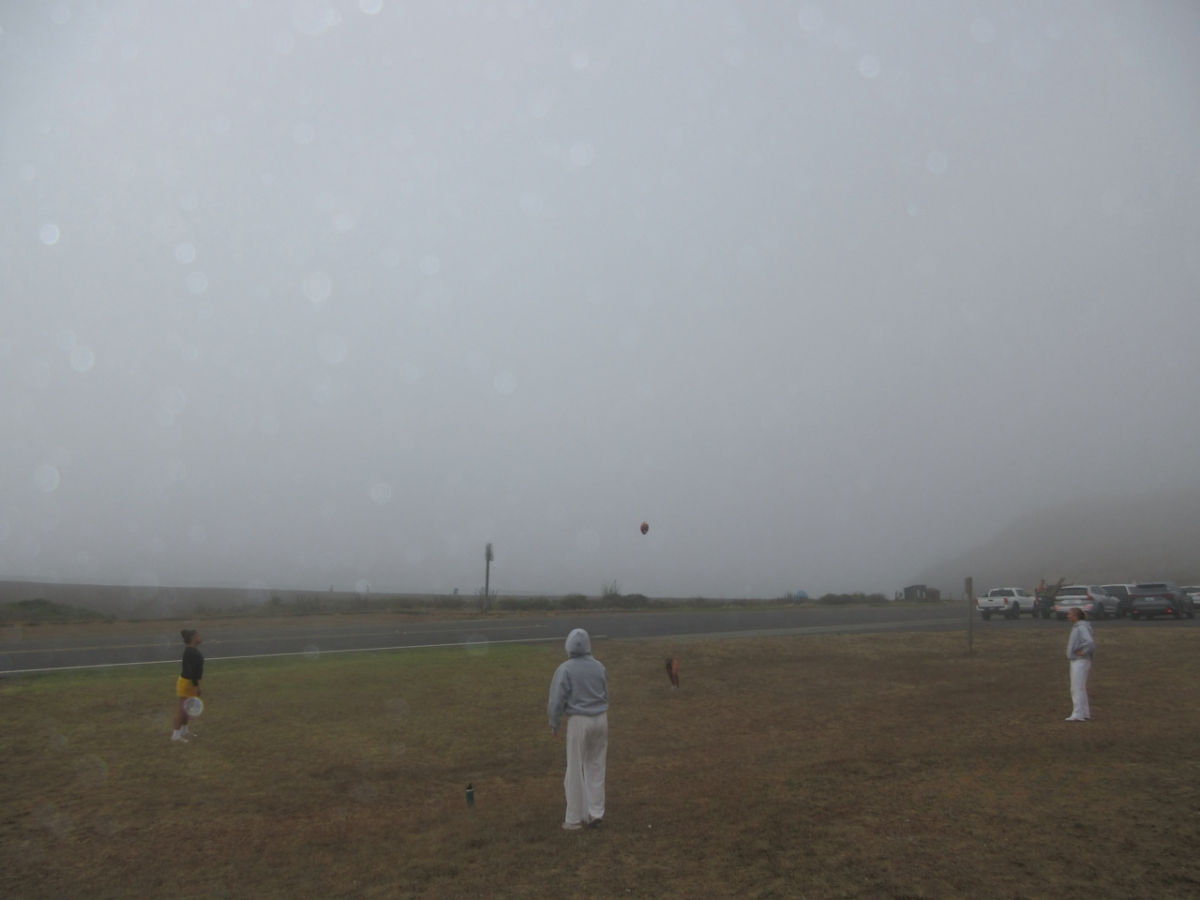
913,490,1200,593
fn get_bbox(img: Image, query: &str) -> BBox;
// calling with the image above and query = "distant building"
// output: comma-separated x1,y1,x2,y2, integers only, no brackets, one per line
903,584,941,602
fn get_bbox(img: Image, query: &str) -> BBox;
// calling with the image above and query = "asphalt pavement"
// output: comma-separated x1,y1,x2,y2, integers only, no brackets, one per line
2,604,1195,674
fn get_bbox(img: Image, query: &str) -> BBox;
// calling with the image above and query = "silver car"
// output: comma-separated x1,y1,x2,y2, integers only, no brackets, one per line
1053,585,1118,620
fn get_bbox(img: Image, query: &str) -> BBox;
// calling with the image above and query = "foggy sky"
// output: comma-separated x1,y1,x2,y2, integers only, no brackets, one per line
2,1,1199,599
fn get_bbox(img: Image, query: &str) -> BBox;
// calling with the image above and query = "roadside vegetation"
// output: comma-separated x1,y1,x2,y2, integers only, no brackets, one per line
0,599,114,627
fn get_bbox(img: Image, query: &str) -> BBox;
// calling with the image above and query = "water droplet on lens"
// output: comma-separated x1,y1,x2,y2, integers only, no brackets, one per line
40,224,60,245
370,483,392,505
797,6,823,33
20,165,36,181
303,272,332,303
858,55,880,78
70,346,95,372
359,0,383,13
493,371,516,394
175,242,196,264
303,645,320,661
34,465,60,492
465,634,489,656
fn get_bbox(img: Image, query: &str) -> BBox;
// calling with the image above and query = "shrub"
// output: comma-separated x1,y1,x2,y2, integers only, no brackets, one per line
560,594,589,610
818,592,890,606
610,593,650,609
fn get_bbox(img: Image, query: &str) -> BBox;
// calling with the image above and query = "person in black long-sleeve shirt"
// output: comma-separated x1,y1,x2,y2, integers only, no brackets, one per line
172,629,204,743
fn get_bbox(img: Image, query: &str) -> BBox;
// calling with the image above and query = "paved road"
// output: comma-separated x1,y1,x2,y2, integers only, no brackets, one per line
2,605,1195,674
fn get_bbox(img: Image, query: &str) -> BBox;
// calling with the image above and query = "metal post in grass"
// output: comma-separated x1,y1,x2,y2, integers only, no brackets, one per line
483,543,493,611
965,576,974,656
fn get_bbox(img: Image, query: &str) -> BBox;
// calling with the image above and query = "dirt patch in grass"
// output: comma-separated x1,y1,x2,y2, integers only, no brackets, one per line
3,627,1200,899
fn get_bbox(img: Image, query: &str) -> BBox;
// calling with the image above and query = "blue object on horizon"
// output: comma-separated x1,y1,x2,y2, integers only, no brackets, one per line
794,591,808,600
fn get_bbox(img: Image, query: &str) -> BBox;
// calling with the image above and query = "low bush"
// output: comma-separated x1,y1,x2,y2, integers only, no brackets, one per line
817,592,889,606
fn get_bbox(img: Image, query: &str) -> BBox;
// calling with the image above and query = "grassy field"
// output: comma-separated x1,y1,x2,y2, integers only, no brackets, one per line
3,626,1200,899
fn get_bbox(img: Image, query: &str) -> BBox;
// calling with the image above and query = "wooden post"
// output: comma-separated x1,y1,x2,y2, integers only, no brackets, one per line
484,543,493,610
965,576,974,656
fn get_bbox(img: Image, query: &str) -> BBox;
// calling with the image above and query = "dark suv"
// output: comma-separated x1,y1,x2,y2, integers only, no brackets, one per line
1129,582,1196,620
1101,584,1136,618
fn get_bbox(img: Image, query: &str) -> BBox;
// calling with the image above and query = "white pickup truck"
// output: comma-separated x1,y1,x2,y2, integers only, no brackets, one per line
977,587,1037,620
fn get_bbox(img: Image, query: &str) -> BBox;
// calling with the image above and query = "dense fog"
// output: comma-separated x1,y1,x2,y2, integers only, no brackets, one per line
2,1,1198,598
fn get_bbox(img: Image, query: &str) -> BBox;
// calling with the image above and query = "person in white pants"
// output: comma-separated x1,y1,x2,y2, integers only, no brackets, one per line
547,628,609,831
1065,607,1094,721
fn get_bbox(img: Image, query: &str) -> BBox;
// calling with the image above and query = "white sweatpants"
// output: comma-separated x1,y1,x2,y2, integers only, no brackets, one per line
1070,658,1091,720
564,712,607,826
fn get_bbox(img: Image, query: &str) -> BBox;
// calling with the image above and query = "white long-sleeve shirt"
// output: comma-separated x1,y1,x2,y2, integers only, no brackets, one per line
1067,620,1095,660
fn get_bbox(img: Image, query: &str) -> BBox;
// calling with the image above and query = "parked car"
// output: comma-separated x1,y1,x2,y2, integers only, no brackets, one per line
1181,586,1200,603
1053,585,1119,620
977,587,1037,620
1101,584,1137,618
1129,582,1196,620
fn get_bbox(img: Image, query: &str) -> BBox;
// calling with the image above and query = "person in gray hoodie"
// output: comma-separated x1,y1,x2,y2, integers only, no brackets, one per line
547,628,609,831
1065,608,1095,721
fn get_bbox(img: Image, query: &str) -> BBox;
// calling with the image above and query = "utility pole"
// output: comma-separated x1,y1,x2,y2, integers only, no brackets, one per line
483,543,493,611
965,576,974,656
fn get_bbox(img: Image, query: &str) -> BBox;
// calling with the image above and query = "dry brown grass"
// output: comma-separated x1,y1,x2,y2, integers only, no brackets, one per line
3,626,1200,899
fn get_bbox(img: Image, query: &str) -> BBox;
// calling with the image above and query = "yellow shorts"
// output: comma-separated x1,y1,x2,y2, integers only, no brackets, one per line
176,677,200,698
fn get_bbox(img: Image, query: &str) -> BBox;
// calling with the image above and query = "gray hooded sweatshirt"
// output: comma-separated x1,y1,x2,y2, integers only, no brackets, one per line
547,628,609,730
1067,620,1095,661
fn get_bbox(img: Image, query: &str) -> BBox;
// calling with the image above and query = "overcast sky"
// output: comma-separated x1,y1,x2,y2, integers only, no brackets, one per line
2,0,1198,599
